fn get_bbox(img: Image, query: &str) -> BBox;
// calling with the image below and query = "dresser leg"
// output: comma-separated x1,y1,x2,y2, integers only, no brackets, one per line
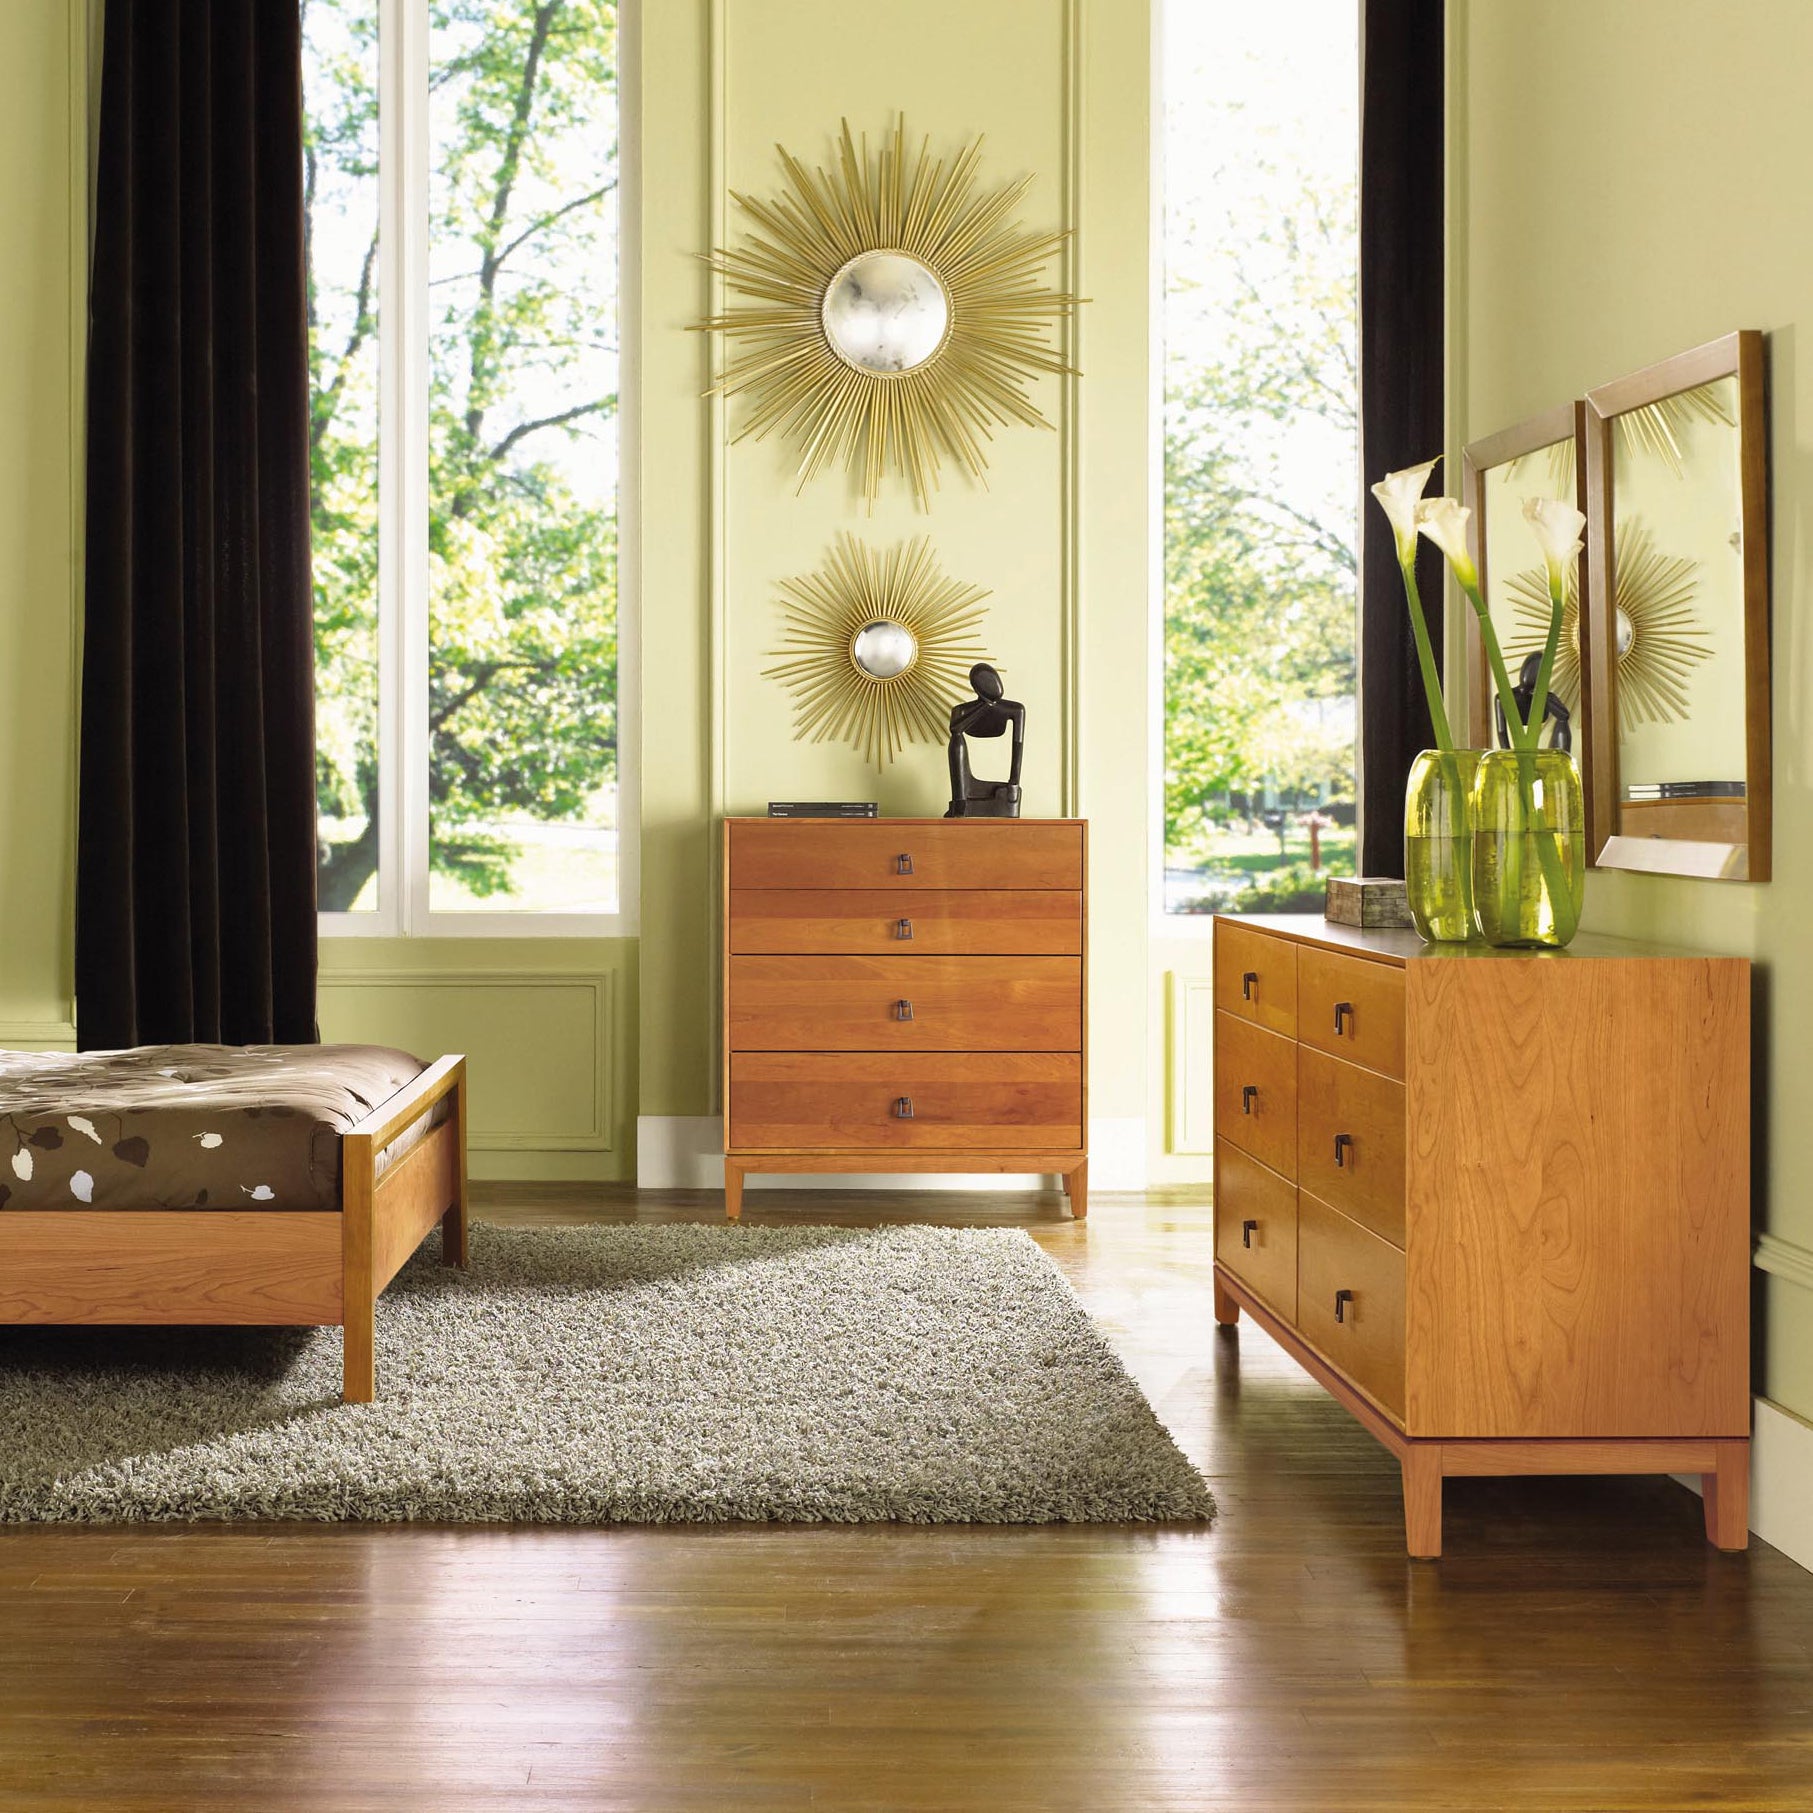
1064,1161,1087,1220
1701,1439,1750,1550
1212,1274,1240,1325
1402,1445,1443,1559
724,1161,744,1223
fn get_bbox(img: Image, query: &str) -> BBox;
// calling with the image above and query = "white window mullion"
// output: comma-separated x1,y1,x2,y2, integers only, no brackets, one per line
395,0,433,938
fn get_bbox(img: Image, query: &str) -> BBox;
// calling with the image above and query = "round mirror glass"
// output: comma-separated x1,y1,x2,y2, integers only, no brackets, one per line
851,620,918,679
1615,606,1636,659
821,251,950,374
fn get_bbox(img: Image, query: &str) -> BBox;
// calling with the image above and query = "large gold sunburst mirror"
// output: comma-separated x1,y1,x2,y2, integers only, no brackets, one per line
700,118,1080,508
764,534,991,767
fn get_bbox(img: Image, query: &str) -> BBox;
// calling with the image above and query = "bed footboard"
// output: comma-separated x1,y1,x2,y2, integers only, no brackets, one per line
341,1055,469,1403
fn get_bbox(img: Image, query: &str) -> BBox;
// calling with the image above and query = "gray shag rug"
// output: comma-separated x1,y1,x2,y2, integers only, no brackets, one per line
0,1223,1214,1526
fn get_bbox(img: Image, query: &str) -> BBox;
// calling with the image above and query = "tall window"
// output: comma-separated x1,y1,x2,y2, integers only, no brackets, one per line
304,0,625,930
1162,1,1358,916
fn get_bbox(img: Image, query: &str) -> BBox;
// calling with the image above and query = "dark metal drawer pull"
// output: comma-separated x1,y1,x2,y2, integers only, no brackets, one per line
896,853,914,875
1334,1132,1354,1168
896,917,914,940
1334,1288,1355,1324
1241,1085,1258,1115
894,1096,914,1119
894,999,915,1022
1241,1219,1258,1249
1242,970,1259,1001
1334,1001,1354,1036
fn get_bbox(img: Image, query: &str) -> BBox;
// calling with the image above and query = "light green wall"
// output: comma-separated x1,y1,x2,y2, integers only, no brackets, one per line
637,0,1154,1140
1458,0,1813,1418
0,1,80,1050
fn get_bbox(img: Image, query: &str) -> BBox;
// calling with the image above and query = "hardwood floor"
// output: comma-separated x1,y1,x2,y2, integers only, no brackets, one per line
2,1188,1810,1810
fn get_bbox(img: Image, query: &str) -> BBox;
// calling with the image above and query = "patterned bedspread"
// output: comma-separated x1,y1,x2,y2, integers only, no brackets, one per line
0,1045,428,1212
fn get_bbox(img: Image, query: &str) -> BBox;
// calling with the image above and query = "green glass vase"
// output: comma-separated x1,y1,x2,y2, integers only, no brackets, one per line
1403,749,1482,944
1471,748,1586,948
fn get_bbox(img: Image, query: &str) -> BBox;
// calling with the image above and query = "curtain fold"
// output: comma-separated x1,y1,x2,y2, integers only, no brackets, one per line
1357,0,1446,875
79,0,318,1049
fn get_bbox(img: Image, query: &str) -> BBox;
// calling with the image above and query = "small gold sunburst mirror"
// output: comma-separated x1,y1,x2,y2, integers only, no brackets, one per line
764,534,991,768
701,119,1080,508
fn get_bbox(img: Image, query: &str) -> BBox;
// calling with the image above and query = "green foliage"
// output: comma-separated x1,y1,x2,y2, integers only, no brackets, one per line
1165,176,1357,869
305,0,619,911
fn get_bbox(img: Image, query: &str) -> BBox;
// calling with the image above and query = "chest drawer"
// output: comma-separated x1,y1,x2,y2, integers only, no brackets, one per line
1298,947,1405,1080
1297,1191,1406,1422
1214,1140,1297,1323
729,889,1082,956
1214,922,1297,1039
728,821,1082,891
1297,1047,1406,1247
1213,1011,1297,1178
727,956,1081,1052
730,1053,1081,1151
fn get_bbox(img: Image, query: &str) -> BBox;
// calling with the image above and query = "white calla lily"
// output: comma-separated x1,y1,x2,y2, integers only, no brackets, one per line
1369,457,1441,564
1414,496,1479,590
1522,495,1586,590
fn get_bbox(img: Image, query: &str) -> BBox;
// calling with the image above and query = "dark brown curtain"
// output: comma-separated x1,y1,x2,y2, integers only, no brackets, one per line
78,0,318,1049
1357,0,1446,874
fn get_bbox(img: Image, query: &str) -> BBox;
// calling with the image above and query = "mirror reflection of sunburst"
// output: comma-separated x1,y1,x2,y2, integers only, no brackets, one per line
763,534,991,768
699,118,1079,509
1616,379,1734,478
1506,519,1711,729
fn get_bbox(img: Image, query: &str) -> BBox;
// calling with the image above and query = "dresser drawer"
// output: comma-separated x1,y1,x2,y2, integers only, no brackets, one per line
730,1053,1081,1151
1214,921,1297,1038
1214,1140,1297,1323
1298,947,1405,1080
728,821,1082,891
727,956,1081,1052
1297,1191,1406,1421
729,889,1083,956
1213,1011,1297,1178
1297,1047,1406,1247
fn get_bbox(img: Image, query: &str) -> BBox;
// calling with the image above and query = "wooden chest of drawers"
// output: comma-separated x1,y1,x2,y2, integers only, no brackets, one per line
1212,914,1752,1558
722,818,1088,1218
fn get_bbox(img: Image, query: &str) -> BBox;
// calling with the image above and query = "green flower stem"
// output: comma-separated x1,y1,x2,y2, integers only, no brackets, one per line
1399,556,1455,754
1461,577,1534,754
1525,570,1566,745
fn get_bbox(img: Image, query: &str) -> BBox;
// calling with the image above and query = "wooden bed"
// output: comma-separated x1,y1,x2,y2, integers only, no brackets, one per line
0,1055,468,1403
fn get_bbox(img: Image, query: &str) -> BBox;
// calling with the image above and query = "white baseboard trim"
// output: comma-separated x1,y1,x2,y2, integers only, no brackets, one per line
1751,1399,1813,1574
1672,1397,1813,1577
636,1114,1148,1192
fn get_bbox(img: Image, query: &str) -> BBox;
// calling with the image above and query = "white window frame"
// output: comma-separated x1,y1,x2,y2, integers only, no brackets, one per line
318,0,639,940
1147,0,1358,940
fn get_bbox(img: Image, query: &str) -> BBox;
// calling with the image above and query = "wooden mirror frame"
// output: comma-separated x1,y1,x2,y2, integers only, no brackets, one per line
1583,330,1770,880
1461,401,1594,829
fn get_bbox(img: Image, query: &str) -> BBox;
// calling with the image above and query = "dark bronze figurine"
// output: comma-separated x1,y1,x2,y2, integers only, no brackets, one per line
945,662,1024,818
1495,649,1573,753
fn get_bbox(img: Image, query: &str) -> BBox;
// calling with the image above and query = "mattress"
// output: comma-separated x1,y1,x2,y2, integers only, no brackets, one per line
0,1044,433,1213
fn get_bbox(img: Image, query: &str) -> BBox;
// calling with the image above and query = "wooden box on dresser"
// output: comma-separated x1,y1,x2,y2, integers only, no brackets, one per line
723,818,1088,1219
1211,913,1752,1558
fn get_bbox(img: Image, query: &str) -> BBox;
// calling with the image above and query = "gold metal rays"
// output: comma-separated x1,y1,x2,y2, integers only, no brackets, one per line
764,534,991,767
700,118,1080,509
1507,519,1711,728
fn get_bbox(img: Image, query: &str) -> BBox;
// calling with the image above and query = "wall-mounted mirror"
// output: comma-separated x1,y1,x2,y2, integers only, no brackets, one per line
1463,400,1592,770
1584,331,1769,880
822,251,951,375
851,618,919,678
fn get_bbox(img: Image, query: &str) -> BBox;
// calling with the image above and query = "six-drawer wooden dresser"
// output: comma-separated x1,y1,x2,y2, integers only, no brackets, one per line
723,817,1088,1219
1211,913,1753,1558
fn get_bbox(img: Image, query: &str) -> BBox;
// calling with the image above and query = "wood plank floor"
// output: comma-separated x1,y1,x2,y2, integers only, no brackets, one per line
3,1188,1811,1810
